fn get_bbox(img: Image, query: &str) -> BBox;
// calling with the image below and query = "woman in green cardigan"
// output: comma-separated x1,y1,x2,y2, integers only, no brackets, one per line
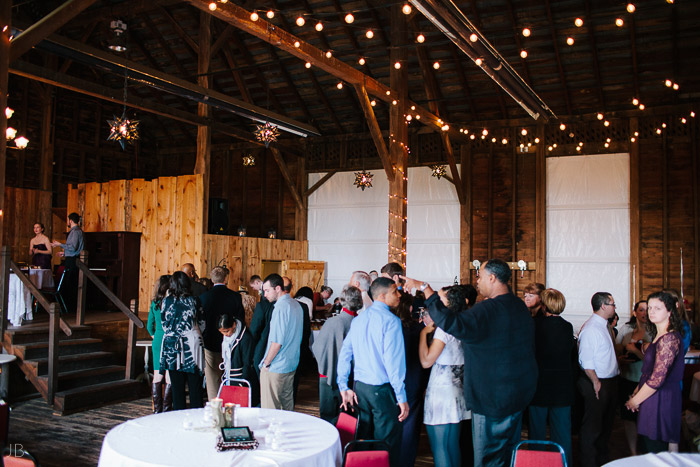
147,274,171,413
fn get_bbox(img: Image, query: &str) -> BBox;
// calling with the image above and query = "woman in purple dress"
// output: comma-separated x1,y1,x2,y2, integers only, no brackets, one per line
625,291,685,453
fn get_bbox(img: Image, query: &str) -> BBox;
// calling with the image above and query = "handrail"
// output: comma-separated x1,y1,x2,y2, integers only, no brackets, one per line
8,260,72,336
75,257,144,329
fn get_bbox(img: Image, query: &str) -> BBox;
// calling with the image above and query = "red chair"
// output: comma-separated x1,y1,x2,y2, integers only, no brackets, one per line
342,440,390,467
2,447,39,467
217,378,251,407
510,440,567,467
336,411,359,449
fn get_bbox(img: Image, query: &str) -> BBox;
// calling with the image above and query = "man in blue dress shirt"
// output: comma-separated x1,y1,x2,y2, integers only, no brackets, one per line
259,273,303,410
51,212,84,313
337,277,409,467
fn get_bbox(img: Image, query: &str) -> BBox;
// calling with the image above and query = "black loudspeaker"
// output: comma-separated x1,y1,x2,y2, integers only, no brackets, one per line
208,198,229,235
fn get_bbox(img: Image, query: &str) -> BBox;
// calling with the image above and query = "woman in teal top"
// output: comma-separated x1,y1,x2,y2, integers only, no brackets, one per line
147,274,171,413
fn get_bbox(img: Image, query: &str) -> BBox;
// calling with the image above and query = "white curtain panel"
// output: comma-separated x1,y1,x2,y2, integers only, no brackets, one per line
546,153,631,333
307,167,461,301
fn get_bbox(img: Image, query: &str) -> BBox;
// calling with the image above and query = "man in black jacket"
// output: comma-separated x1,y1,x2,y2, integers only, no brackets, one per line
250,287,275,384
199,266,245,401
404,259,537,467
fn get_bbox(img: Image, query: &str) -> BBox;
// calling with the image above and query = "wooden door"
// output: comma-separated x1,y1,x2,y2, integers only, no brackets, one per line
282,260,325,293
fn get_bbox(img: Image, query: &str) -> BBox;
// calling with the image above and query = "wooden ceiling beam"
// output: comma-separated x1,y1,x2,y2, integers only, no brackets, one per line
158,6,199,56
58,19,97,74
354,83,394,182
211,25,234,57
450,46,478,122
440,132,465,205
69,0,182,28
584,0,606,111
143,14,190,78
186,0,459,141
628,15,640,100
10,0,97,62
305,171,336,197
545,0,572,115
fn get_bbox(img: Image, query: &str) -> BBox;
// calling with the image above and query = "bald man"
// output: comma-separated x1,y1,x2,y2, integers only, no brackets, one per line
182,263,207,296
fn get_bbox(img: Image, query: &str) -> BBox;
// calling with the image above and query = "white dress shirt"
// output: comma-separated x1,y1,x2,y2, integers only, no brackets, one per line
578,313,620,379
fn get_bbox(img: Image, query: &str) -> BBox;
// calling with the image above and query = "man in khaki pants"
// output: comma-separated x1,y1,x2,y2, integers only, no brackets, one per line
259,273,303,410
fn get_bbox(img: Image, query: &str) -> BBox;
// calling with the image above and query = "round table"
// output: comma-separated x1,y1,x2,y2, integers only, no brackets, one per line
603,452,700,466
98,407,342,467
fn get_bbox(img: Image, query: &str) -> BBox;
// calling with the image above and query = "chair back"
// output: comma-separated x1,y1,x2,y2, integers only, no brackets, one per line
0,401,8,449
217,378,251,407
511,440,567,467
336,412,358,449
342,440,390,467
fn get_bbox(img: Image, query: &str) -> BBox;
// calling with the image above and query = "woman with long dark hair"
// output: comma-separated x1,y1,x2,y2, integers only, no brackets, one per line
29,223,52,269
625,291,686,453
160,271,205,410
147,274,171,413
420,286,471,467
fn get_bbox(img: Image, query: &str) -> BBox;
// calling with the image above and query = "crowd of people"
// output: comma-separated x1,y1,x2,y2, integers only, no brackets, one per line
144,257,693,467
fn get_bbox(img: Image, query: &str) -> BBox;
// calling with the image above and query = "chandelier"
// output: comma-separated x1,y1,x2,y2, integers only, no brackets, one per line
430,164,447,179
107,35,139,150
254,122,279,148
353,170,374,190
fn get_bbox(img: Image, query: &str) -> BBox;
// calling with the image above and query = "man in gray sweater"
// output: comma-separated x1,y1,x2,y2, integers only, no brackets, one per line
312,285,363,424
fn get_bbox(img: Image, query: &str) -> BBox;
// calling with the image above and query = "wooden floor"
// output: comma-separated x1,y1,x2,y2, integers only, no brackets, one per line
5,366,692,467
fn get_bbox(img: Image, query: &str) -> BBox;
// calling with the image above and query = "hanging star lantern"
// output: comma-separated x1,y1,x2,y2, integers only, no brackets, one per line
242,154,256,166
430,164,447,179
254,122,279,148
107,111,139,149
353,170,374,190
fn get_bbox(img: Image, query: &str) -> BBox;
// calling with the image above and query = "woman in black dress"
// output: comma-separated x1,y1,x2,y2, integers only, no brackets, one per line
29,223,52,269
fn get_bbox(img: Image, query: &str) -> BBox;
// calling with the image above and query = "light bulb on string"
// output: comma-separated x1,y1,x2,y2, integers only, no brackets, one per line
520,50,528,59
575,18,583,27
615,18,624,27
294,41,300,48
534,138,540,144
359,57,365,65
305,62,311,68
566,37,574,46
337,82,343,89
433,61,440,69
266,10,275,19
208,2,217,11
250,11,259,21
394,61,401,69
639,104,645,110
402,3,412,14
470,33,478,42
366,30,374,39
559,123,566,131
673,83,679,90
597,113,604,120
417,34,425,43
296,16,305,27
325,51,332,58
370,100,376,107
632,98,639,106
315,22,323,32
665,79,673,87
475,58,483,66
522,28,531,37
604,120,610,127
627,4,636,13
345,13,354,24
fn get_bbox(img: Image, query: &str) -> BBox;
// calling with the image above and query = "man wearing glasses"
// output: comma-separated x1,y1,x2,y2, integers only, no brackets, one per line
577,292,620,467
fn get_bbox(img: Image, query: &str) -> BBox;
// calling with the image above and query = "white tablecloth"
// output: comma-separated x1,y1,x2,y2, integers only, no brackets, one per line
686,350,700,364
7,269,55,326
98,407,342,467
603,453,700,466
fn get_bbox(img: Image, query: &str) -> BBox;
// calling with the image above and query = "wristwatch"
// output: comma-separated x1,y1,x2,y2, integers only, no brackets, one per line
420,282,429,291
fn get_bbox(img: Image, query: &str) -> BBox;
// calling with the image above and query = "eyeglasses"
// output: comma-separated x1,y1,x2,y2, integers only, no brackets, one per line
605,302,617,308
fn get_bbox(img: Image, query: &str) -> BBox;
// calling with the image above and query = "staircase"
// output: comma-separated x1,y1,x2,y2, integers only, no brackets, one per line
3,324,145,414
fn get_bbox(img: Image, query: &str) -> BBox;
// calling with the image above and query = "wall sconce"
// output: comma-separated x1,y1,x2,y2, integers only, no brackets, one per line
268,230,277,239
237,226,247,237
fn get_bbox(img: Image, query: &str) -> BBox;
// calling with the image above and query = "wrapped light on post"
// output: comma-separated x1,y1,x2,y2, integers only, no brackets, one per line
430,164,447,179
14,136,29,149
5,107,13,118
6,127,17,140
242,154,256,166
353,170,374,190
254,122,279,148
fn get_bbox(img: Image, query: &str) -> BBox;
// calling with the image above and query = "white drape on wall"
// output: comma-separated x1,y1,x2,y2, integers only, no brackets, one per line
546,153,631,333
307,167,461,301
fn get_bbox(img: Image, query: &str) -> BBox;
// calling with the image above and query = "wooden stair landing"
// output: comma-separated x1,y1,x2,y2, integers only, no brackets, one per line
3,324,145,414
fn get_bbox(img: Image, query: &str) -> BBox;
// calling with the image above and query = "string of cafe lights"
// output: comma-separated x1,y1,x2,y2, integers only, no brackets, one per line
205,0,694,161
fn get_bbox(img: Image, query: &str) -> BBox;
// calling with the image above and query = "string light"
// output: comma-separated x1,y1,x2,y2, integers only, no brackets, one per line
406,115,412,121
597,113,604,120
575,18,583,27
482,129,488,136
491,137,497,143
534,138,540,143
442,124,450,131
615,18,624,27
305,62,311,68
5,127,16,140
325,51,332,58
359,57,365,65
392,100,397,105
266,10,275,19
673,83,679,90
566,37,574,46
14,136,28,149
627,3,636,13
366,30,374,39
639,104,645,110
370,100,376,106
294,41,300,48
5,107,13,118
522,28,531,37
681,117,687,124
521,129,528,136
315,22,323,31
296,16,305,27
631,137,636,142
632,98,639,106
250,12,259,21
469,33,478,42
520,50,528,59
208,2,217,11
559,123,566,130
394,61,401,69
604,120,610,127
475,58,483,66
337,82,343,89
345,13,354,24
402,3,412,14
502,138,508,145
417,34,425,43
665,79,672,87
691,111,696,117
470,134,475,140
433,61,440,70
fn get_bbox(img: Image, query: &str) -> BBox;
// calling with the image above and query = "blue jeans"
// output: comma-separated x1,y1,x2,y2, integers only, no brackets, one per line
528,405,572,466
472,412,523,467
426,423,462,467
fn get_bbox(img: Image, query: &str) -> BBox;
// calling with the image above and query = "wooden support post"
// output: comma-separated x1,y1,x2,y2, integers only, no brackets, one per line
0,246,9,338
269,147,304,210
388,5,408,266
629,118,641,305
76,251,88,326
535,124,547,285
295,154,308,241
195,11,211,240
0,1,9,248
125,299,138,380
39,86,55,192
459,146,472,283
47,302,60,406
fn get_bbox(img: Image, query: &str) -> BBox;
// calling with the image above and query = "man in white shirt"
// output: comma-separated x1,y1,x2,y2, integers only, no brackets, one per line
577,292,620,467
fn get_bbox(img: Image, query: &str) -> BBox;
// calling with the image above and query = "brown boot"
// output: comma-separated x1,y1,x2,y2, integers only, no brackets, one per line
163,383,173,412
152,381,164,413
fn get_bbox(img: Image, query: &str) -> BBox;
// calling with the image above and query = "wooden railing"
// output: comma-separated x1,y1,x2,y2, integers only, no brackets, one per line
75,251,144,380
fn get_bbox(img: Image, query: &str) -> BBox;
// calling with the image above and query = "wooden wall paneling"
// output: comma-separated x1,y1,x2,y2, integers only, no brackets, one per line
492,147,513,262
639,136,664,294
629,118,641,305
193,174,204,275
535,124,546,285
174,176,184,269
662,131,669,289
107,180,126,230
511,129,519,293
1,188,53,263
459,145,472,284
471,151,489,267
83,182,101,231
515,147,536,288
167,177,178,273
130,179,145,233
667,138,695,298
140,179,157,314
694,118,700,317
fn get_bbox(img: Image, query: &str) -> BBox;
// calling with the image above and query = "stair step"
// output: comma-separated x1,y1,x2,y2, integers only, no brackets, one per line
5,325,92,344
13,338,104,360
39,365,126,392
28,351,115,376
54,379,146,414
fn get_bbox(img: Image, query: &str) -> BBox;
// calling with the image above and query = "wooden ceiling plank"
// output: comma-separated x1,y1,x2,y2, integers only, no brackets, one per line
354,83,394,182
584,0,606,110
363,0,391,47
545,0,572,115
450,46,478,122
69,0,182,28
628,15,640,99
220,46,253,103
10,0,98,62
58,19,97,74
142,14,190,78
269,147,304,210
158,6,199,55
308,68,345,133
211,25,234,57
412,19,446,118
505,0,532,86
